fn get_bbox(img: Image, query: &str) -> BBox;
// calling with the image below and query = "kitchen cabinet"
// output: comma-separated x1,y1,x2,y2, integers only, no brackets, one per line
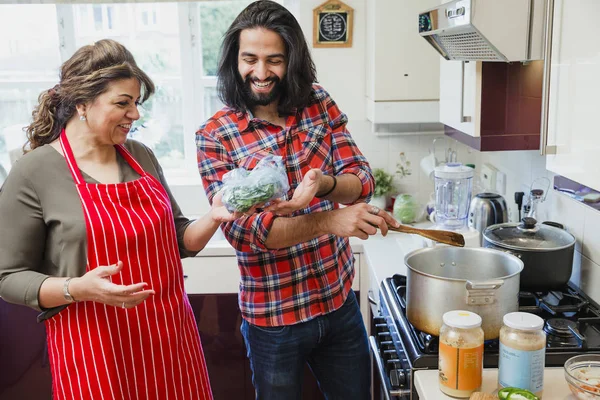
0,300,52,400
439,60,481,137
365,0,441,125
440,59,545,151
545,0,600,192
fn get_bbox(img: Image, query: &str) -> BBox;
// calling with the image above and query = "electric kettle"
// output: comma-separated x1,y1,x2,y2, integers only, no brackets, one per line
468,192,508,242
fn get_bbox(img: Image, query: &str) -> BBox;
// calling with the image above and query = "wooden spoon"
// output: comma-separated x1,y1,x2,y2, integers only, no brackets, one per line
387,224,465,247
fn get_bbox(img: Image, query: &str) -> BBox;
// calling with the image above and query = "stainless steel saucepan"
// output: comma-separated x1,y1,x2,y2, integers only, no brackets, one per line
405,246,523,340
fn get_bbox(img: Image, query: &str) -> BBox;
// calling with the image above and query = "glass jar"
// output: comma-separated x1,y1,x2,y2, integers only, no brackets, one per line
438,310,484,398
498,312,546,398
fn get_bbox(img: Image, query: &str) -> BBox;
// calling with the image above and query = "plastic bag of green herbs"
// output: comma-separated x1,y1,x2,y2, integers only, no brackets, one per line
221,155,290,213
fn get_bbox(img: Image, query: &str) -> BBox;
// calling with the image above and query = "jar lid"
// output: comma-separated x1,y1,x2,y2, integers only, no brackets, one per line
443,310,482,329
503,312,544,331
434,163,474,179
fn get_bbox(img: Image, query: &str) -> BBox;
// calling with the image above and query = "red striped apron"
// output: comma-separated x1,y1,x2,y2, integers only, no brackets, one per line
44,131,212,400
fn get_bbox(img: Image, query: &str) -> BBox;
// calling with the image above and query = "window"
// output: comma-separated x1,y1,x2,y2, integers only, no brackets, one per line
0,1,287,189
0,4,61,169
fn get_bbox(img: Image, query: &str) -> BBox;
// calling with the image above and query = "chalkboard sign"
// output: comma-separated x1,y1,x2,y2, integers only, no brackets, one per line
313,0,353,48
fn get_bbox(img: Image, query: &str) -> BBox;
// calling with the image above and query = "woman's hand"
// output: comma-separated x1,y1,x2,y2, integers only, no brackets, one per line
69,261,155,309
210,191,244,222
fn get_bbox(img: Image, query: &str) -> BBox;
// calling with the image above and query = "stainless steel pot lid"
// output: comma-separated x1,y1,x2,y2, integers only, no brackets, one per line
484,217,576,251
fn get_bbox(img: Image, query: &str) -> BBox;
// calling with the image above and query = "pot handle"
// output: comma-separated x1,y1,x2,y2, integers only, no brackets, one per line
465,280,504,305
466,280,504,290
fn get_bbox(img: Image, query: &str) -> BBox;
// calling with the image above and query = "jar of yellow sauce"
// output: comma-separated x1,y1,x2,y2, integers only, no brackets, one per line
438,310,484,398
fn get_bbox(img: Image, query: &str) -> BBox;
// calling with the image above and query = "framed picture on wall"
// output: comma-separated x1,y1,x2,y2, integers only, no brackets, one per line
313,0,353,48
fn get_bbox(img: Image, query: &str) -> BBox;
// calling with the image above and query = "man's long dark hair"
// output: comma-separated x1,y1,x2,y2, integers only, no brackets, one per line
217,0,317,116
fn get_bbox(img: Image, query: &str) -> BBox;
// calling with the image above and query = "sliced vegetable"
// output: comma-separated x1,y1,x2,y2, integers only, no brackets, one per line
497,387,539,400
506,390,538,400
497,388,517,399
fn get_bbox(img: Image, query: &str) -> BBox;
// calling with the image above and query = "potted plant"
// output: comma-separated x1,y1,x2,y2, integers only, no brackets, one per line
371,168,394,209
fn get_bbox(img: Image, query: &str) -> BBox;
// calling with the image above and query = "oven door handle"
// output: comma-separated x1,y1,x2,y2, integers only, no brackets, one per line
369,336,411,399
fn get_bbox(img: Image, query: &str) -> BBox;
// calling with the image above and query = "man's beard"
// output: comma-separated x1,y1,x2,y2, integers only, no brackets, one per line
242,76,283,107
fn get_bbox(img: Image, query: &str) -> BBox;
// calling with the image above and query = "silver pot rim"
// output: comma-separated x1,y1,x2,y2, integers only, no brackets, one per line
404,246,524,282
483,221,576,252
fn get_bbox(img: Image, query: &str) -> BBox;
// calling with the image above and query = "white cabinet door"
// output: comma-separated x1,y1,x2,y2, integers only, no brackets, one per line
439,59,481,137
368,0,440,102
546,0,600,191
365,0,441,124
182,256,240,294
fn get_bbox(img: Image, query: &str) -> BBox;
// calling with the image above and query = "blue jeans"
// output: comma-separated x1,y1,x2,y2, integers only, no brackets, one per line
240,290,370,400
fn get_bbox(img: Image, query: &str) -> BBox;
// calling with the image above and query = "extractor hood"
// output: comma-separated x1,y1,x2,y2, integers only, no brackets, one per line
418,0,547,61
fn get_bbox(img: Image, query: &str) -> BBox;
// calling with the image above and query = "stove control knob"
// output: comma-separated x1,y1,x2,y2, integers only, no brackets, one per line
389,369,406,387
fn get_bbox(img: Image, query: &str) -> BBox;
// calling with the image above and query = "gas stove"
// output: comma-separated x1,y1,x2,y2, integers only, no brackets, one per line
371,274,600,399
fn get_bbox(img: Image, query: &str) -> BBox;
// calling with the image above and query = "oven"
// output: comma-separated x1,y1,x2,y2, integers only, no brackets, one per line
369,288,412,399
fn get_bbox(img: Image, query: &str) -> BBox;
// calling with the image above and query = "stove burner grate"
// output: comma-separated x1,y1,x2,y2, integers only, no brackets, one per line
544,318,578,337
539,291,589,315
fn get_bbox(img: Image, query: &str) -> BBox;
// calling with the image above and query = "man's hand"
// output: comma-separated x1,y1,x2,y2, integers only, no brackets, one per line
265,168,324,215
321,203,401,240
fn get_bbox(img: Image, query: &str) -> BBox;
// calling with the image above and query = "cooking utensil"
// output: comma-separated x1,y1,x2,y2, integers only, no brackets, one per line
388,224,465,247
483,217,576,290
405,246,523,340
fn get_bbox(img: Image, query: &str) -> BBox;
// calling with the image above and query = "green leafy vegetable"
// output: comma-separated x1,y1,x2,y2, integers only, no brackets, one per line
373,168,394,197
222,183,277,213
221,155,289,213
393,193,420,223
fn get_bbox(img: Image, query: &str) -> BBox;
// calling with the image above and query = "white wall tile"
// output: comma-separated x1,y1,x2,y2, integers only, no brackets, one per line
579,254,600,305
388,135,421,154
546,191,586,252
582,206,600,265
362,149,389,171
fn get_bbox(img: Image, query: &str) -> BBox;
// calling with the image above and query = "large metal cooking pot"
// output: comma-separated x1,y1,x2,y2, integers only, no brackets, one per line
483,217,576,291
405,246,523,340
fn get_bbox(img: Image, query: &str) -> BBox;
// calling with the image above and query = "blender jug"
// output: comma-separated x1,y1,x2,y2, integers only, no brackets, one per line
434,163,474,230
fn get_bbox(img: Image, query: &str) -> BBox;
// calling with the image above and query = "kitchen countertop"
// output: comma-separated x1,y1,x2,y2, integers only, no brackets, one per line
415,368,576,399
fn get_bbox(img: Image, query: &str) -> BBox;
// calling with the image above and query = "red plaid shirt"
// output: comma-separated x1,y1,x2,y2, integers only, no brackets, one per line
196,84,374,327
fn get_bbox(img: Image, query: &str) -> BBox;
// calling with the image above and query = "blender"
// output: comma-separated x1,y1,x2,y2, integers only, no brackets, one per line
432,163,481,247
